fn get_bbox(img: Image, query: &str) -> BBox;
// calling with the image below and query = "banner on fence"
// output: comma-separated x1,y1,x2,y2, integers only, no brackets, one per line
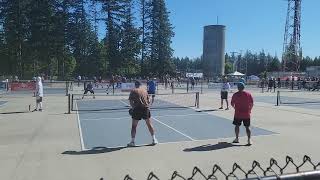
186,73,203,78
10,82,36,91
0,81,8,90
121,83,135,92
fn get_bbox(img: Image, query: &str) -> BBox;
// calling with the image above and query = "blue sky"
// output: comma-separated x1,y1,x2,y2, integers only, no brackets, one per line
96,0,319,59
165,0,320,59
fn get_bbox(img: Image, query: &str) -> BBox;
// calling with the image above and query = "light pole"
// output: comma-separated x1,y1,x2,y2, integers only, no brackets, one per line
231,51,242,72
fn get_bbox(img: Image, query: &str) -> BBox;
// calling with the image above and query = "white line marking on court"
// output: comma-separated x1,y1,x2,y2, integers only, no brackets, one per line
80,113,208,121
75,101,86,150
152,116,195,141
82,133,278,150
120,100,130,107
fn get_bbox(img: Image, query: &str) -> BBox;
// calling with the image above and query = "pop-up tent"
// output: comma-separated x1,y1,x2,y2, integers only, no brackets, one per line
248,75,260,81
227,71,245,76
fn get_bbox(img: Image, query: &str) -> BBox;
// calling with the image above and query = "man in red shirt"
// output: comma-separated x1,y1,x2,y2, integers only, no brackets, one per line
231,82,254,145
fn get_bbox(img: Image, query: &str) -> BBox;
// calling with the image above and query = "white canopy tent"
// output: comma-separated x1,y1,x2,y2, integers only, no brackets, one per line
227,71,245,76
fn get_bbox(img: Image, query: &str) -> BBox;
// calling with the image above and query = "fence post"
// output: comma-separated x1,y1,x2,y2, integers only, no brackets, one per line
65,81,68,96
68,94,71,114
156,82,159,94
71,94,74,111
187,81,189,93
276,91,280,106
196,92,200,108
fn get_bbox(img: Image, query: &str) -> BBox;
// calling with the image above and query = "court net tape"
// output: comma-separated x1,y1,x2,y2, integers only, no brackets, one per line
113,155,320,180
68,92,200,112
276,90,320,105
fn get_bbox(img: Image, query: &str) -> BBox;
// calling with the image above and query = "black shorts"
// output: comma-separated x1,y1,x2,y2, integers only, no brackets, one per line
221,91,228,99
130,107,151,120
148,91,155,97
36,97,43,103
233,118,250,127
84,89,94,94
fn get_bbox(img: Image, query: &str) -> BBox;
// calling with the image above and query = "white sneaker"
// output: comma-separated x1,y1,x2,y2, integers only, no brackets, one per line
232,138,239,143
127,141,135,147
152,138,158,145
247,139,252,145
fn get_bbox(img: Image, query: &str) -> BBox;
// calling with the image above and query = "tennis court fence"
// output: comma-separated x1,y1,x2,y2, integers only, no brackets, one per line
1,80,74,96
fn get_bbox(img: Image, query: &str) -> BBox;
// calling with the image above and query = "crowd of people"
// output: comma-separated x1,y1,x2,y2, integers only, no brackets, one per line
260,76,320,91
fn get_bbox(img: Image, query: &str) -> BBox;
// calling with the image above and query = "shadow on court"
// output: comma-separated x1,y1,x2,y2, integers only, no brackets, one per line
183,142,248,152
0,111,31,114
62,144,157,155
62,146,125,155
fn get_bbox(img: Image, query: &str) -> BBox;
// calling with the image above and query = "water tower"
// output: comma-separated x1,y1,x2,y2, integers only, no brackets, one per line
202,25,226,77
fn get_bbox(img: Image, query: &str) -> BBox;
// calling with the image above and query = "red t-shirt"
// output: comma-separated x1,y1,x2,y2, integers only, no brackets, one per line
231,91,253,119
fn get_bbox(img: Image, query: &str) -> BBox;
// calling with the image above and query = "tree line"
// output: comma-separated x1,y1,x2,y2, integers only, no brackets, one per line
172,50,320,78
0,0,174,80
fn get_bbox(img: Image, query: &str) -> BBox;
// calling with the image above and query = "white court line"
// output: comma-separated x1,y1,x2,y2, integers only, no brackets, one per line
152,116,195,141
119,100,130,107
0,103,7,108
80,113,208,121
75,101,86,150
117,98,195,141
74,132,278,150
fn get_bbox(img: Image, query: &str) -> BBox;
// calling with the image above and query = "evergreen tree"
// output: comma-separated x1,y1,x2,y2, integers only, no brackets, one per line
2,0,30,77
101,0,125,75
140,0,152,75
149,0,174,77
267,56,281,72
69,0,104,77
119,0,141,76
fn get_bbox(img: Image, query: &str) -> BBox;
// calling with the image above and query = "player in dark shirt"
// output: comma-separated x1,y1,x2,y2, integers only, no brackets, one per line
82,82,95,99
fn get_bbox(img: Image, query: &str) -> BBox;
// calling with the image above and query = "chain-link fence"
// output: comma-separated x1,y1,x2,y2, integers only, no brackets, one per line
103,155,320,180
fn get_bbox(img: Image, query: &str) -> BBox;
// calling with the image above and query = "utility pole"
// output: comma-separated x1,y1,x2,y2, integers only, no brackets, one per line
230,52,239,72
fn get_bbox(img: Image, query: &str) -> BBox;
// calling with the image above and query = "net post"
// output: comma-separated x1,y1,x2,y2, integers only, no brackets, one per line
65,81,68,96
83,81,86,90
200,80,203,94
276,91,280,106
68,94,71,114
196,92,200,108
112,83,115,95
71,94,74,111
156,81,159,94
172,83,174,94
187,80,189,93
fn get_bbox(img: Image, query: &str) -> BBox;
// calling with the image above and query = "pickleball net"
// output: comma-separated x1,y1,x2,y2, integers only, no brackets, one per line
276,90,320,105
68,92,200,112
